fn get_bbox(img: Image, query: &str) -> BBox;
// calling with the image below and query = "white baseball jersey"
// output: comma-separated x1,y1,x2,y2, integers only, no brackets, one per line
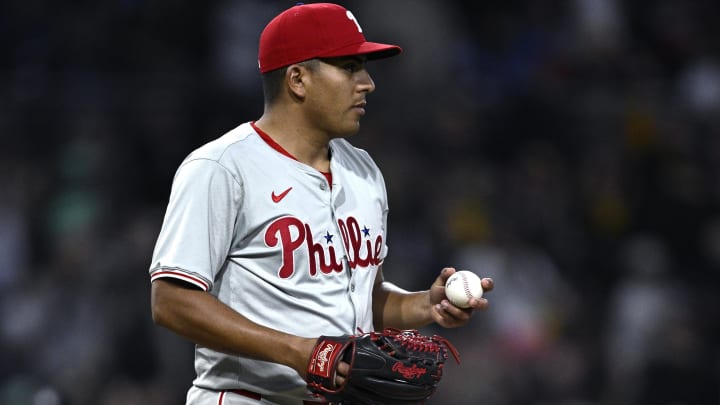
149,122,389,399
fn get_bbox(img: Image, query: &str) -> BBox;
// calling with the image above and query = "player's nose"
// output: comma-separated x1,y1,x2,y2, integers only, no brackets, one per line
358,70,375,93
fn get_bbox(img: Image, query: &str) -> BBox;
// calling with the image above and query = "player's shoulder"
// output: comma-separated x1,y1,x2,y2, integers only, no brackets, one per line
330,138,381,175
173,123,260,182
330,138,372,159
184,122,256,163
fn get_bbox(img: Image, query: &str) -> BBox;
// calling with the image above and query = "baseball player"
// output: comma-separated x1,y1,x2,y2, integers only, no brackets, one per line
149,3,493,404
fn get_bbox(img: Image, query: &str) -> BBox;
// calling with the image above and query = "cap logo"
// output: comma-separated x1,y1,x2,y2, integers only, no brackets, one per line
346,10,362,33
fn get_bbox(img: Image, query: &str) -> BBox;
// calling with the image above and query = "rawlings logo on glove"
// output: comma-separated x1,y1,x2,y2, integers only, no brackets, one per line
307,328,460,405
309,341,345,378
392,362,428,379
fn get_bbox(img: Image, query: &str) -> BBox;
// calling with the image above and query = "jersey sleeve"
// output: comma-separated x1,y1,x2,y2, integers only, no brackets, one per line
149,158,243,291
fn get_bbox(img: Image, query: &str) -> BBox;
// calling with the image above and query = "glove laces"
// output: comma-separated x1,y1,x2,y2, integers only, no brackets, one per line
362,328,461,364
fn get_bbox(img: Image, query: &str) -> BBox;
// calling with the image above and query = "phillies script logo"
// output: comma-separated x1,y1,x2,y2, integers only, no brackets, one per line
265,216,382,278
392,362,428,379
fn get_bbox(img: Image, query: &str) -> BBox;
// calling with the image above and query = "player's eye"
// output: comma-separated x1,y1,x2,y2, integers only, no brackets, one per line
343,62,360,73
322,57,366,73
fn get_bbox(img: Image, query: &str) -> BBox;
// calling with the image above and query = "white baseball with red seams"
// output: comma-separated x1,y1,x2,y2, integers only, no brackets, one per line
444,270,483,308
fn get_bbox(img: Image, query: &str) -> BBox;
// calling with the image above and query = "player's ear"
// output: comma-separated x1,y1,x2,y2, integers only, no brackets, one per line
286,64,308,100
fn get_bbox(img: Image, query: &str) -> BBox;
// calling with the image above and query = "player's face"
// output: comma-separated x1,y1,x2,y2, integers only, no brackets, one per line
304,56,375,138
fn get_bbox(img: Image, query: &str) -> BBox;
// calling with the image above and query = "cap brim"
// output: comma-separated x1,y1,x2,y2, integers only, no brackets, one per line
364,43,402,60
319,41,402,61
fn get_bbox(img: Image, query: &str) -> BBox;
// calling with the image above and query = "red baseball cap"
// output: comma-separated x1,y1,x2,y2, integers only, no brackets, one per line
258,2,402,73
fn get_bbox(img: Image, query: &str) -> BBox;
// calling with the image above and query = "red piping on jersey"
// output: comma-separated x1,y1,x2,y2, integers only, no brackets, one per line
251,121,333,187
223,389,328,404
229,389,261,401
151,270,209,291
251,121,297,161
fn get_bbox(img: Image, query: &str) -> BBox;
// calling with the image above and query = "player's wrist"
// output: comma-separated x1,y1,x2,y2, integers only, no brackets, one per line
422,289,439,324
398,290,436,329
289,336,318,380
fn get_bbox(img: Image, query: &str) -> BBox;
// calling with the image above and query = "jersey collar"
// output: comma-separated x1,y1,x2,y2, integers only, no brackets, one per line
251,121,297,161
250,121,333,186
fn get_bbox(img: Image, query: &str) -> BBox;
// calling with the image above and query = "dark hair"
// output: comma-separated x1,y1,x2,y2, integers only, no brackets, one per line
261,67,286,106
261,59,320,106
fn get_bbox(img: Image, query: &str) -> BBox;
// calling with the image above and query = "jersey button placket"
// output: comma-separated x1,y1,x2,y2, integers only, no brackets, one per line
327,175,357,330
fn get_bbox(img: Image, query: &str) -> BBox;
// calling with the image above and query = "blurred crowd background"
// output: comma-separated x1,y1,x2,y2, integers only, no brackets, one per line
2,0,720,404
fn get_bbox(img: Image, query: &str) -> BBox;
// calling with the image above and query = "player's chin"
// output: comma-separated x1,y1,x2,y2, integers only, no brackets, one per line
335,121,362,138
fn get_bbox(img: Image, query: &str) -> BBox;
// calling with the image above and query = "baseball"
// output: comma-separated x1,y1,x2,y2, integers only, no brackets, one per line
444,270,483,308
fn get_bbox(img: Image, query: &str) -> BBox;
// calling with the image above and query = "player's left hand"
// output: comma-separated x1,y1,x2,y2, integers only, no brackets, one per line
429,267,493,328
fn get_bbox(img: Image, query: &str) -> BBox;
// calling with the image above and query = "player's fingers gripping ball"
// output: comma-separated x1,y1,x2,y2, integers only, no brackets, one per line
444,270,483,308
307,328,460,404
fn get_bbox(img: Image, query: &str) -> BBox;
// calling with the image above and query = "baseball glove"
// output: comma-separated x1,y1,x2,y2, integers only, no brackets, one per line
306,328,460,404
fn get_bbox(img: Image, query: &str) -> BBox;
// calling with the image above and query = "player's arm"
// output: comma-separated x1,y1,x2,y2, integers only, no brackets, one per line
151,278,317,379
371,266,493,330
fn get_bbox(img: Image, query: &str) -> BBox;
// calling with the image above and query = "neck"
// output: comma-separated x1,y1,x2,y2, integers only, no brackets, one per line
254,113,331,173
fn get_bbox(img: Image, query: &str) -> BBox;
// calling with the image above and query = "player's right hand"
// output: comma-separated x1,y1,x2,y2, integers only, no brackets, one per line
429,267,493,327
